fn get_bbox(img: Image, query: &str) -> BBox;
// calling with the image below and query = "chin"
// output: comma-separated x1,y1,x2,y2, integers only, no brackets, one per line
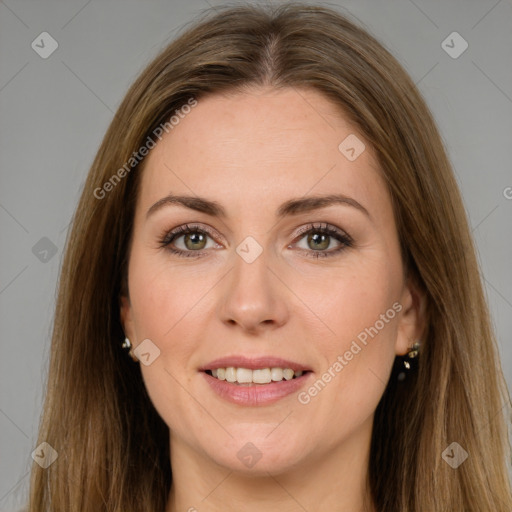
204,433,308,476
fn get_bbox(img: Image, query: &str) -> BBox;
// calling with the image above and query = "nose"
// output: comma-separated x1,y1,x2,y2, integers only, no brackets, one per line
217,244,289,333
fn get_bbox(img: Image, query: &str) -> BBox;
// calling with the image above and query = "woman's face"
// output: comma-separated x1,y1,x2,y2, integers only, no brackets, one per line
121,86,422,475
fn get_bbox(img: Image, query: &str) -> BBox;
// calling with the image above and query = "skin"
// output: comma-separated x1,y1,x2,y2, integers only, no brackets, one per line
121,86,425,512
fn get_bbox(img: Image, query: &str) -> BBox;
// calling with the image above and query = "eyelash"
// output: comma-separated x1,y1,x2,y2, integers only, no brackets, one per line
158,222,353,259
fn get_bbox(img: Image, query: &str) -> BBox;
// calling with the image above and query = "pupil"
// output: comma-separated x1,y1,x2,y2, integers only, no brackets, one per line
308,232,329,250
186,232,206,250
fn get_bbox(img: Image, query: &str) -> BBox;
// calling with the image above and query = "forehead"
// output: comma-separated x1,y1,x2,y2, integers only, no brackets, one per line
137,86,388,219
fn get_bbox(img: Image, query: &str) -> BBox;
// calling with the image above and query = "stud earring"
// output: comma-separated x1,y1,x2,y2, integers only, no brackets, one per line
122,337,139,362
397,341,420,381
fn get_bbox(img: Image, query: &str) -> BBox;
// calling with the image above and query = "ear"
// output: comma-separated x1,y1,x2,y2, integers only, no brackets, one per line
120,294,136,342
395,276,426,356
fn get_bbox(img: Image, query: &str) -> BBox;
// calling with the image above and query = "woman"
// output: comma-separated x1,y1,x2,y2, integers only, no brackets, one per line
27,3,512,511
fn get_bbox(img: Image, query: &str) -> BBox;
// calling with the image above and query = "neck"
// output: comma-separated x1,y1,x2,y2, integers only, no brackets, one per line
165,419,375,512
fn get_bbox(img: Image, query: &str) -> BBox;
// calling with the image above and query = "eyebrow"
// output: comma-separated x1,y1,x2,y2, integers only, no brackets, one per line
146,193,370,220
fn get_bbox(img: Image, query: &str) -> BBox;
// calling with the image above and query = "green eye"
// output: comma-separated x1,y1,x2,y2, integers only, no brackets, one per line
293,223,352,258
160,222,352,259
182,232,208,251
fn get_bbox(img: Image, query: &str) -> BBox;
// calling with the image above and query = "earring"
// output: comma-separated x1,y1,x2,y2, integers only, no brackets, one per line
397,341,420,381
122,337,139,362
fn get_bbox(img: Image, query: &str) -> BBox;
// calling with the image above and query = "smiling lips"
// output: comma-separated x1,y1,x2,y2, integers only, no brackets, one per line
200,356,313,405
207,367,304,384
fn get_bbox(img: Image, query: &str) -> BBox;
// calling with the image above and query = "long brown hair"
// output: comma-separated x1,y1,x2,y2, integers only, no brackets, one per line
28,3,512,510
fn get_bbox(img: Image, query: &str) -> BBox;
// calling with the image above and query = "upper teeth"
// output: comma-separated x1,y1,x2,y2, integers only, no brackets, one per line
211,367,303,384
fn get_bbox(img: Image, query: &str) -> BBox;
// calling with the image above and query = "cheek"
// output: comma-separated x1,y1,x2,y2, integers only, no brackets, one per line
128,250,205,429
293,276,400,444
294,253,402,395
295,254,400,343
126,251,208,423
128,246,211,341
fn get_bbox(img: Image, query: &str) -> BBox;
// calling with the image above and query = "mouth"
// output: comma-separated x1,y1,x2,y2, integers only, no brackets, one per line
199,356,313,405
204,367,311,385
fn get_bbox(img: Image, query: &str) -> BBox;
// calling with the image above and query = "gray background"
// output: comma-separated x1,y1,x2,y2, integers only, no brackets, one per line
0,0,511,509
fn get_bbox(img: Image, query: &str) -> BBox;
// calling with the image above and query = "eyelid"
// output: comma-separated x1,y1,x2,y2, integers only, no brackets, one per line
159,221,353,258
159,223,223,246
292,222,351,241
289,222,353,259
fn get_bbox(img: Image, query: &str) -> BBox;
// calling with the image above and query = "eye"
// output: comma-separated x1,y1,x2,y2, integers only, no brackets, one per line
158,224,220,257
159,222,352,259
291,223,352,258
